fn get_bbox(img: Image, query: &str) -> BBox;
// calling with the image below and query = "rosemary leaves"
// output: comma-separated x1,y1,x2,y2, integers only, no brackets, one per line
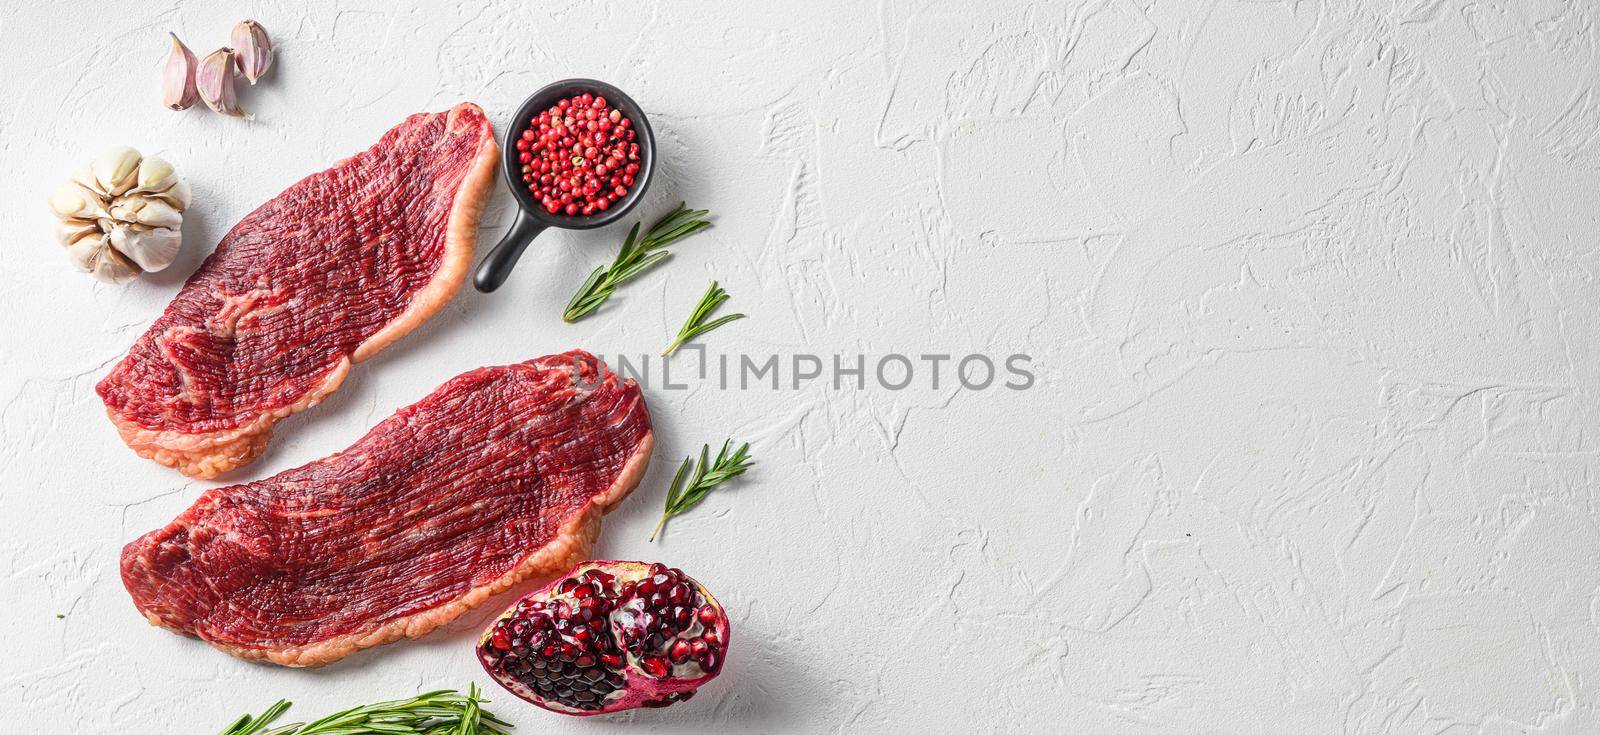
662,281,745,356
650,439,754,541
218,685,512,735
563,203,711,322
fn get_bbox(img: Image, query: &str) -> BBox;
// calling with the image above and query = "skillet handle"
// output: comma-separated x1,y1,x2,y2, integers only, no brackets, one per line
474,210,548,293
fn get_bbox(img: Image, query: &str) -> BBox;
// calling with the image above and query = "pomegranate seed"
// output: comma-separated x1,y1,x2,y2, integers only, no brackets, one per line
690,639,709,658
641,656,670,678
697,605,718,625
669,640,691,663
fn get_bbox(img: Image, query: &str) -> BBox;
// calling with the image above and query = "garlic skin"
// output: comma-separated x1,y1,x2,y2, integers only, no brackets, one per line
71,236,143,284
198,47,251,119
110,227,183,273
48,148,189,284
230,20,273,84
163,33,199,110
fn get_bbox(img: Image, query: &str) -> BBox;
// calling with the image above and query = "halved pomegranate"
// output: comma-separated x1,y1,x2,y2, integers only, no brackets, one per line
478,560,730,715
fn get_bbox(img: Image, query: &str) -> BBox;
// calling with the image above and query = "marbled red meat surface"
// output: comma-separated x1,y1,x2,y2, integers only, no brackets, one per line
97,103,498,478
120,351,654,667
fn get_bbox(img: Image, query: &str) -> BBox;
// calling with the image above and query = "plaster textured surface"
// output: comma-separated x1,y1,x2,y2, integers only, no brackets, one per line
3,1,1599,732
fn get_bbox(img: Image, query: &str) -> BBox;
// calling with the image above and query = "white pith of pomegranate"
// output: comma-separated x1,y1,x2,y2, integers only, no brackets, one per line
478,560,730,715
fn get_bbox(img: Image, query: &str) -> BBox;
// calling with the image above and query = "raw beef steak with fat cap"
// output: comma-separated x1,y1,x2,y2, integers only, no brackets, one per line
121,351,653,667
96,103,499,478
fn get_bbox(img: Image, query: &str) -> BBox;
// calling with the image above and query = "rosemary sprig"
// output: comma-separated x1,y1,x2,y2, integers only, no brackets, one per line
662,281,745,356
218,700,291,735
650,439,753,541
563,202,712,322
218,685,512,735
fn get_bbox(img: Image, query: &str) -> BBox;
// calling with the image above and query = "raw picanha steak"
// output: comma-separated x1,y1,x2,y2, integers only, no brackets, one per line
121,350,653,667
96,103,499,478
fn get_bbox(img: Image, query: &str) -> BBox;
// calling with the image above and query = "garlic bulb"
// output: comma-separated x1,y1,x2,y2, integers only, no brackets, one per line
49,147,189,284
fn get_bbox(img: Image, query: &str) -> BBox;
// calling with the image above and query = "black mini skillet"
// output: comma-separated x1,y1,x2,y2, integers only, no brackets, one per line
474,78,656,293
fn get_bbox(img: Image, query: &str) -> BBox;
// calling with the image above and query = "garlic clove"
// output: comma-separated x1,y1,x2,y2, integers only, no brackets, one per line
57,219,102,247
110,196,185,229
65,234,104,272
230,20,273,85
93,147,143,196
49,181,103,219
198,47,252,119
71,163,104,196
149,176,192,210
67,234,142,284
163,33,200,110
90,244,143,284
136,156,177,191
106,198,139,222
111,226,183,273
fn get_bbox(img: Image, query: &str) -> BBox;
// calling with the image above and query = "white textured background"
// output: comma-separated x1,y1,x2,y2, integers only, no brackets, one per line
4,1,1599,732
